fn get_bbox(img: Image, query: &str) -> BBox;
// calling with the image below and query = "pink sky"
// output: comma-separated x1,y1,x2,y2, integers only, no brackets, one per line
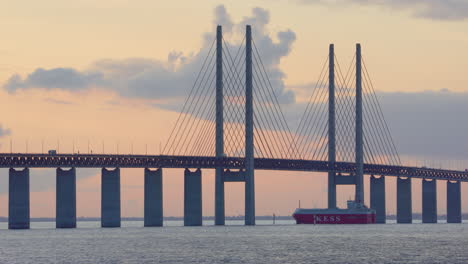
0,1,467,217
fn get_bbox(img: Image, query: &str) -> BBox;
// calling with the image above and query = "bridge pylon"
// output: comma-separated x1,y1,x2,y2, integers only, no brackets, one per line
327,43,365,208
214,25,256,226
355,43,364,205
328,44,337,209
214,25,225,226
244,25,255,225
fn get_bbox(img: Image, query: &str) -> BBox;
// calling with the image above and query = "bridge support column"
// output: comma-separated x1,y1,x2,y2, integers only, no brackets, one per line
245,25,255,226
9,168,30,229
101,168,120,227
370,175,386,223
184,168,202,226
215,25,225,226
327,43,336,209
215,168,225,226
447,181,461,223
422,179,437,223
397,177,412,223
355,43,364,205
56,167,76,228
144,168,163,227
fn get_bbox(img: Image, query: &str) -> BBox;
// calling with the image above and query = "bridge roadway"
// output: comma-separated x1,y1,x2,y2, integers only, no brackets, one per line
1,153,467,182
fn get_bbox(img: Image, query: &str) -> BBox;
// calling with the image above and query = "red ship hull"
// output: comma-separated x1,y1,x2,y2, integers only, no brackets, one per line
293,213,376,224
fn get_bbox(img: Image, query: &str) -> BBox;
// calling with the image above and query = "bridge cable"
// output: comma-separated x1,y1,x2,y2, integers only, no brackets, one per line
223,38,280,158
172,56,216,155
362,57,401,165
253,41,301,159
302,77,329,160
222,39,246,157
225,43,274,158
181,67,217,155
224,41,247,156
163,38,216,155
251,59,290,158
294,56,328,154
335,55,390,165
294,56,329,158
222,39,249,157
253,41,299,157
295,62,329,159
164,46,216,155
189,101,216,156
334,55,357,162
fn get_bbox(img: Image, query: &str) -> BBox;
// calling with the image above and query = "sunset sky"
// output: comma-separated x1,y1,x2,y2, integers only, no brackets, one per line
0,0,467,218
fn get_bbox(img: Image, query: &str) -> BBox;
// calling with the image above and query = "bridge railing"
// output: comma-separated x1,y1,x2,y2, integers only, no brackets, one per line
0,153,467,181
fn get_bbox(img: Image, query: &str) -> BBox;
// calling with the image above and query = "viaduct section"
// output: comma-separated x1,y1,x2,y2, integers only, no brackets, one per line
1,25,467,229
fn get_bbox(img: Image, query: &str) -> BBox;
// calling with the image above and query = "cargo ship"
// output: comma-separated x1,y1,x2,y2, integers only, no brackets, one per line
293,200,376,224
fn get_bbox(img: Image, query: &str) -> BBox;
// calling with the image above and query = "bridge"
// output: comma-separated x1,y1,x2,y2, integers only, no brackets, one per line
2,154,467,180
3,25,467,229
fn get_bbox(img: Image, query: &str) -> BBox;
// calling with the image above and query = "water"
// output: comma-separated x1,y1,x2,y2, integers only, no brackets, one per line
0,220,467,264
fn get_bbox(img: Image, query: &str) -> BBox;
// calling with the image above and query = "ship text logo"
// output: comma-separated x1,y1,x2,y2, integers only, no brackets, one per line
313,215,341,222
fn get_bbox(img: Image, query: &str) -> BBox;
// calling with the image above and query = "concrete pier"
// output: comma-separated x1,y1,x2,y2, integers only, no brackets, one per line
56,167,76,228
370,175,386,223
101,168,121,227
144,168,163,227
397,177,412,223
422,179,437,223
447,181,462,223
184,168,202,226
9,168,30,229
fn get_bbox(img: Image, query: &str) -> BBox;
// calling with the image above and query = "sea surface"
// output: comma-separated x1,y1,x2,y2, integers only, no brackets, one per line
0,220,467,264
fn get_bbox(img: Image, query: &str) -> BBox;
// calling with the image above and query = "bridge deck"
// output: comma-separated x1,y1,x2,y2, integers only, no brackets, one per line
0,153,467,182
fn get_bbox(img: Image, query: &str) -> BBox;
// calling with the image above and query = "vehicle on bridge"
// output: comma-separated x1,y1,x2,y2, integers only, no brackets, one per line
292,200,376,224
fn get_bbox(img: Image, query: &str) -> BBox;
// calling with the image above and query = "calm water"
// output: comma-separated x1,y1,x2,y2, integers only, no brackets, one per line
0,220,467,264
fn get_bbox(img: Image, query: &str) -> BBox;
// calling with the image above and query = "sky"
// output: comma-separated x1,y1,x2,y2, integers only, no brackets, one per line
0,0,467,218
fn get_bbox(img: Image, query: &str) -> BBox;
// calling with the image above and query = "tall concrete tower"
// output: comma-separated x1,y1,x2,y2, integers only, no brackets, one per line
355,43,364,204
245,25,255,225
215,25,225,225
328,44,337,209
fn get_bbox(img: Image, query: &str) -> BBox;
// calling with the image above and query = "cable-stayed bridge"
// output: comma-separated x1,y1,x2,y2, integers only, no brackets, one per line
2,25,467,229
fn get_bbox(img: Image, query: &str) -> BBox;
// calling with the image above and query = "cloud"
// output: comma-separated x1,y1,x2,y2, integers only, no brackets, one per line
283,86,468,160
302,0,468,21
3,5,466,162
3,5,296,106
377,89,468,159
4,68,104,93
0,125,11,138
44,98,74,105
214,5,234,33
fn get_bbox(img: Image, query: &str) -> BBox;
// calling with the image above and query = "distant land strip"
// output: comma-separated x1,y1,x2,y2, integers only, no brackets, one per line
0,214,466,222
